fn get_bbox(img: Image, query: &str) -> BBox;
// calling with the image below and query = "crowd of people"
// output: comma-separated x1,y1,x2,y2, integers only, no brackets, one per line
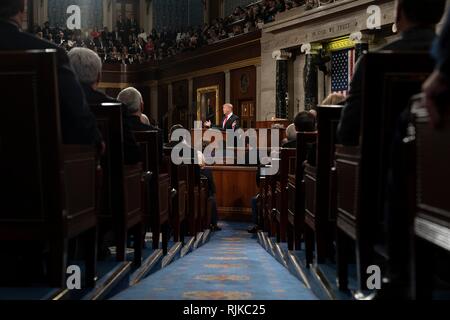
32,0,309,64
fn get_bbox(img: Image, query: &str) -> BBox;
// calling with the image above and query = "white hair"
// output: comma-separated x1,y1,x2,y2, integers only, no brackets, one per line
117,87,143,114
68,47,102,85
286,123,297,141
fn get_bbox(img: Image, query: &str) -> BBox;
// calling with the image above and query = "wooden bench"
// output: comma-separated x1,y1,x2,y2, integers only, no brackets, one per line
164,147,188,243
199,175,210,231
335,52,434,293
187,163,201,237
410,96,450,299
0,50,98,288
263,169,277,238
134,131,171,255
304,105,342,266
274,148,296,246
91,103,144,265
290,132,318,250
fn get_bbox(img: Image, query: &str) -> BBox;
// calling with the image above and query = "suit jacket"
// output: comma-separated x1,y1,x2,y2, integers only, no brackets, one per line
221,113,240,130
337,27,436,146
128,115,164,164
433,8,450,77
0,20,100,145
282,139,297,149
81,84,141,164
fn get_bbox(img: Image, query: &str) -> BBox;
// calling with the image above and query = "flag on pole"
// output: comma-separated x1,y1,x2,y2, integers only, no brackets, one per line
331,48,356,96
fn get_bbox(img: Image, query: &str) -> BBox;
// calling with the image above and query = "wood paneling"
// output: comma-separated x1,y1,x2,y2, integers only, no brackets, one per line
193,73,226,128
230,66,257,128
171,80,189,128
208,165,258,222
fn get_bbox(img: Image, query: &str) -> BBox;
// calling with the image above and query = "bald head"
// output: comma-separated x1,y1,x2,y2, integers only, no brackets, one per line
223,103,233,116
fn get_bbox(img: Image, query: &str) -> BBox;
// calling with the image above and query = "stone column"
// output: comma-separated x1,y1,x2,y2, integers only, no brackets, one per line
139,0,153,32
103,0,113,31
293,53,305,114
188,78,195,128
255,63,262,122
168,83,174,130
225,70,231,103
150,83,159,124
272,49,292,119
301,43,318,111
34,0,48,26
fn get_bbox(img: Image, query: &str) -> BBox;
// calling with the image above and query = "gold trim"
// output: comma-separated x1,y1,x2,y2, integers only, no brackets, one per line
324,36,355,52
90,262,132,300
196,85,220,126
98,57,260,89
98,80,158,89
160,57,261,84
161,37,260,68
51,288,69,300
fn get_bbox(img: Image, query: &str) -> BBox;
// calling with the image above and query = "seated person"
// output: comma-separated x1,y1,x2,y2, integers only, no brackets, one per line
294,110,316,132
117,87,158,131
0,1,103,282
68,47,140,164
141,113,151,126
337,0,446,146
424,7,450,127
294,110,317,165
167,124,221,231
321,92,346,106
282,123,297,148
382,8,450,298
0,0,101,146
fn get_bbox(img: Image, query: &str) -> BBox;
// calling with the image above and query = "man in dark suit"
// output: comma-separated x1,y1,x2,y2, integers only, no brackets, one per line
424,8,450,127
117,87,158,132
67,47,141,165
337,0,447,146
0,0,101,147
205,103,240,130
117,86,164,163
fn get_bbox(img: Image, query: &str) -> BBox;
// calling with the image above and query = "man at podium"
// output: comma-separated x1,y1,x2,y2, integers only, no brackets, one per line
204,103,240,130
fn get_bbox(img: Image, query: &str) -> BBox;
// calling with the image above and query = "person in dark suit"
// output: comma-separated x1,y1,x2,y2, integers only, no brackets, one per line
281,123,297,148
380,6,450,299
337,0,447,146
204,103,240,130
67,47,140,165
117,86,164,164
281,111,317,149
0,0,101,147
117,87,158,132
423,8,450,127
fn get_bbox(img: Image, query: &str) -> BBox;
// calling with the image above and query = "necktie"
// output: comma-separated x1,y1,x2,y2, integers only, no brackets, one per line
223,115,228,129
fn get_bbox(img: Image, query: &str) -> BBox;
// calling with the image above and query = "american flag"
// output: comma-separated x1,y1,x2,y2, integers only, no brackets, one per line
331,48,356,96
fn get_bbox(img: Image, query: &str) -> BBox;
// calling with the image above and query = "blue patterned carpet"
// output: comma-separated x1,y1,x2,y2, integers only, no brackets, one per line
111,222,317,300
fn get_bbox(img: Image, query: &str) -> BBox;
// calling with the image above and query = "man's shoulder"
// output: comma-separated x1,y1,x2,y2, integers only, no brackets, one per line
0,28,69,63
230,114,240,121
83,86,118,105
1,28,59,50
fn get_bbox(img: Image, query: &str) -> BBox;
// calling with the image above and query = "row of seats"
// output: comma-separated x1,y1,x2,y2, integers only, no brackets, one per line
258,51,450,299
0,50,211,290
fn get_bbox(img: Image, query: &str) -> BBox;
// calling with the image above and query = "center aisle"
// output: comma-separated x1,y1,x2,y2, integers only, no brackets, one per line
111,222,318,300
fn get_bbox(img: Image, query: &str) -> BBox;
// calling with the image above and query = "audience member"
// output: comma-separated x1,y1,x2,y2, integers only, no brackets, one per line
0,0,102,147
337,0,447,145
68,47,140,165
